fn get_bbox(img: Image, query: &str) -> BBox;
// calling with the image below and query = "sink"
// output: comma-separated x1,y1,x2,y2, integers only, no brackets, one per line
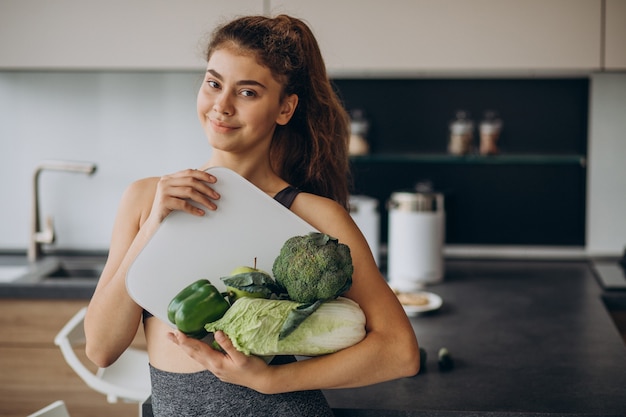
42,257,105,280
0,255,106,283
0,254,106,298
45,264,104,279
0,265,31,283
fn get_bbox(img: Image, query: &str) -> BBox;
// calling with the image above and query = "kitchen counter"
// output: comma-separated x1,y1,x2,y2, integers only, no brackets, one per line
0,253,104,299
324,260,626,416
132,259,625,417
2,255,625,415
0,277,97,299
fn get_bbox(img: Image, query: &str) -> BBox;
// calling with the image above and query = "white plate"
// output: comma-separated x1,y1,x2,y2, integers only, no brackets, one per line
399,291,443,316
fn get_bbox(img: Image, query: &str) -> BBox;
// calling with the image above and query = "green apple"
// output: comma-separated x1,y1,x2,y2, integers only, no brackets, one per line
222,262,275,304
230,265,259,275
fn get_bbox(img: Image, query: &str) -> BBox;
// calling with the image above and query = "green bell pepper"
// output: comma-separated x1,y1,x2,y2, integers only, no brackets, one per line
167,279,230,339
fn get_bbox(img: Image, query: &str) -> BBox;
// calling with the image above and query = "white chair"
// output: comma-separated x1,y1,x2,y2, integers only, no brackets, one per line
54,307,151,404
27,400,71,417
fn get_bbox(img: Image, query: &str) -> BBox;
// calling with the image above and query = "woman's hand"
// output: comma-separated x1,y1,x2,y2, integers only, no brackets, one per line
168,330,271,392
151,169,220,222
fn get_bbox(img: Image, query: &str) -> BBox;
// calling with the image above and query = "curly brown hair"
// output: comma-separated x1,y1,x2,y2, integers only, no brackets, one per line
205,15,351,209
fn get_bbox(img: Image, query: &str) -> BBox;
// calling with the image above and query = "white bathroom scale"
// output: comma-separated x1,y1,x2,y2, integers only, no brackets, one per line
126,166,317,325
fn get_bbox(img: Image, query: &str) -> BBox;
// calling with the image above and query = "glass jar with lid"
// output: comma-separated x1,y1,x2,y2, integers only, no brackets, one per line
479,110,503,155
448,110,474,155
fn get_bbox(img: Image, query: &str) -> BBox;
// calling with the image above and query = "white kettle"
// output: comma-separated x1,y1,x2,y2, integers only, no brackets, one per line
386,190,445,291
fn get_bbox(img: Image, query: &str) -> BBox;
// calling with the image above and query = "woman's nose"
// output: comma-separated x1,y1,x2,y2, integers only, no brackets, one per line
213,93,234,116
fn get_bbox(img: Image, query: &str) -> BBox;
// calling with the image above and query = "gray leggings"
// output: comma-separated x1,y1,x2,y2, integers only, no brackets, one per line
149,363,334,417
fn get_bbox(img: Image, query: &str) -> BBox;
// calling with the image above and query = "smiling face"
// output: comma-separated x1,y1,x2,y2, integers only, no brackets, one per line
197,47,298,158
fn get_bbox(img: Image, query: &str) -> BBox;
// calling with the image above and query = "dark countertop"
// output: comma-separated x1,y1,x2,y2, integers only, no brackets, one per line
325,260,626,416
139,260,626,417
0,279,97,299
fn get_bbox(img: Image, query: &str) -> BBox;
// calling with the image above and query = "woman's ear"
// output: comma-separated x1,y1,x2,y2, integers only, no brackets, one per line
276,94,299,126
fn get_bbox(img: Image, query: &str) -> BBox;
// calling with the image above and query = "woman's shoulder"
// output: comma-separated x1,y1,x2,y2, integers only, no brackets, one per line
130,176,160,188
294,191,346,211
116,176,160,221
290,192,351,230
123,176,160,202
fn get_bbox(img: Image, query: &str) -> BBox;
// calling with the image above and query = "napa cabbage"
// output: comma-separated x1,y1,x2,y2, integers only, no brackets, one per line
205,296,366,356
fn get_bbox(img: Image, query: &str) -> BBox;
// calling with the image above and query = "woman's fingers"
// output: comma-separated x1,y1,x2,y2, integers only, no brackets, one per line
167,330,221,365
169,330,268,388
155,169,221,217
213,331,240,361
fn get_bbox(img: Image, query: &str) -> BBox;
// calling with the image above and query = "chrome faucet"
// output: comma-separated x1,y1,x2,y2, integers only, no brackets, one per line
28,160,97,262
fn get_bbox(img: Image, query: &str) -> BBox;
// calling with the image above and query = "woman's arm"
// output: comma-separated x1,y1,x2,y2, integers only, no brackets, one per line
170,194,420,393
84,178,161,367
85,169,220,367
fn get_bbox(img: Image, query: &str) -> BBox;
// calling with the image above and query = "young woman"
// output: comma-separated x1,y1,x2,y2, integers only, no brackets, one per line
84,14,420,416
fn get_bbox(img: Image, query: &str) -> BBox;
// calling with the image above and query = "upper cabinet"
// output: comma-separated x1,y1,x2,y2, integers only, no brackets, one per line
1,0,618,74
0,0,263,70
605,0,626,70
271,0,603,76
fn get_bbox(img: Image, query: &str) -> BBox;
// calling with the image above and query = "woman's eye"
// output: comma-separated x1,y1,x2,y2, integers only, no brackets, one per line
206,80,220,89
240,89,256,98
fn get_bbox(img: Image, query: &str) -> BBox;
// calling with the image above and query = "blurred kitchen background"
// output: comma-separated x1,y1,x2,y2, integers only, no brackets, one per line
3,2,626,417
1,0,625,258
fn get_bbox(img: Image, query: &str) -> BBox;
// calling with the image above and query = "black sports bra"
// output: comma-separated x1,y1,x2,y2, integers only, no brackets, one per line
142,185,301,321
273,185,301,209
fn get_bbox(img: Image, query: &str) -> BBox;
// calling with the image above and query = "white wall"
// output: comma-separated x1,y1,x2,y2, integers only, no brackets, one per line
586,72,626,256
0,72,210,251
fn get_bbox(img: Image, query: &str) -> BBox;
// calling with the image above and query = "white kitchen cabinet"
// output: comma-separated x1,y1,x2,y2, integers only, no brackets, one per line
605,0,626,70
0,0,263,70
0,1,606,73
270,0,602,75
586,73,626,255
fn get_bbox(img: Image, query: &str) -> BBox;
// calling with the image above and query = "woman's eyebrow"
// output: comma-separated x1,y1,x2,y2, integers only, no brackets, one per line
207,69,267,89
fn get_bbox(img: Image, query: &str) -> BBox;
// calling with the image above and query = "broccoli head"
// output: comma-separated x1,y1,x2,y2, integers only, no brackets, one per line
272,232,353,303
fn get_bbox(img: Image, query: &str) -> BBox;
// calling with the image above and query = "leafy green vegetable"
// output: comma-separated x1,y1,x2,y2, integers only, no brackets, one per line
221,271,280,303
278,299,324,340
272,232,353,303
271,232,354,338
205,297,366,356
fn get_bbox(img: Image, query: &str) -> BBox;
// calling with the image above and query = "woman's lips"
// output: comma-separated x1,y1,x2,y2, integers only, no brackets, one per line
210,119,238,134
